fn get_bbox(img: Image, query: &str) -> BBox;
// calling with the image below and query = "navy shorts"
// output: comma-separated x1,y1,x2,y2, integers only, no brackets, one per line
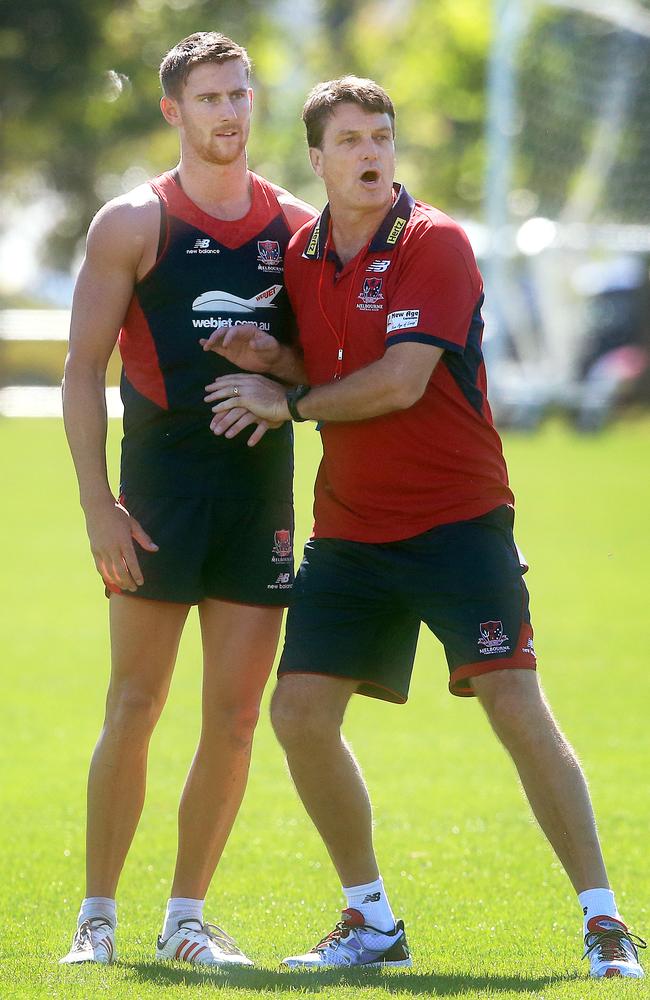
107,493,294,606
278,505,536,701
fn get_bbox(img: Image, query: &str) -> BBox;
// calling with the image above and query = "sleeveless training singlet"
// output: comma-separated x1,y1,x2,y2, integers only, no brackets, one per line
117,170,295,501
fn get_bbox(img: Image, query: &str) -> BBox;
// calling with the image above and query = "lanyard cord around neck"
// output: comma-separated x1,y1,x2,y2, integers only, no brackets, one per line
317,221,368,380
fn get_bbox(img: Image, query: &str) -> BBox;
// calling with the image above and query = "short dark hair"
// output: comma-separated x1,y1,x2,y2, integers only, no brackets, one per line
302,76,395,149
159,32,251,98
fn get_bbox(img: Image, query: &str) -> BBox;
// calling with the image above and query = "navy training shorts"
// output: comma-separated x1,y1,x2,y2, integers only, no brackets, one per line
106,493,294,606
278,505,536,701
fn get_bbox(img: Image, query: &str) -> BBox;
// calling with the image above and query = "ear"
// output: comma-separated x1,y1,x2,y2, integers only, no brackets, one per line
309,147,324,178
248,87,254,113
160,95,181,127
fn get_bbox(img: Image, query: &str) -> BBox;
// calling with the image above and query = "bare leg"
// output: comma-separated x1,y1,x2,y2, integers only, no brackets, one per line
271,674,378,887
170,600,283,899
86,595,191,897
473,668,609,893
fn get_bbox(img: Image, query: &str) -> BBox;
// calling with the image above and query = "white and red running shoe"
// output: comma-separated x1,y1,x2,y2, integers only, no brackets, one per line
155,918,253,967
59,917,115,965
583,915,646,978
281,907,412,969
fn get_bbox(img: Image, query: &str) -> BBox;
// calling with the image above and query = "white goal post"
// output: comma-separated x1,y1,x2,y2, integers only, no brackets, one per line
483,0,650,426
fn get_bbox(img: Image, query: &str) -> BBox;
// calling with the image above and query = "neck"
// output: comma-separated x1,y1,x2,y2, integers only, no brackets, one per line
329,197,392,266
176,151,252,221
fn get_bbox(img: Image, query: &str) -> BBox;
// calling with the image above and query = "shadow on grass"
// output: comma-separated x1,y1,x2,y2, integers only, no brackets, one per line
122,962,581,994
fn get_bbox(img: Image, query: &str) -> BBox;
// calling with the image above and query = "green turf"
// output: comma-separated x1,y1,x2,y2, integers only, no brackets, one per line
1,415,649,999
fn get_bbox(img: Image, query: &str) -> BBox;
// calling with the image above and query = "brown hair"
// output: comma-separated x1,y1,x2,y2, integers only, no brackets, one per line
302,76,395,149
159,32,251,98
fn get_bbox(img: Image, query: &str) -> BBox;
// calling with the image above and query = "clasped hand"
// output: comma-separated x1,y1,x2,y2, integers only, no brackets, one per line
201,324,288,445
204,374,289,445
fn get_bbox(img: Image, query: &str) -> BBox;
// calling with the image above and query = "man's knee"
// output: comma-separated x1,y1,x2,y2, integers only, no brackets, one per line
206,700,261,751
270,677,347,750
474,669,551,743
105,683,166,737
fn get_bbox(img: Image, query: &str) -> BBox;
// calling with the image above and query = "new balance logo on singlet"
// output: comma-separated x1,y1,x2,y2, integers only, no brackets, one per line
186,238,220,255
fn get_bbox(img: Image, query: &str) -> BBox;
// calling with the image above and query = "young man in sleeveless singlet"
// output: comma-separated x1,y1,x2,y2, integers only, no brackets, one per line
60,32,316,967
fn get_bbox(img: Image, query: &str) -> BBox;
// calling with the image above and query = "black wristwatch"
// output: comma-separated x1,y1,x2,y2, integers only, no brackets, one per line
286,384,311,422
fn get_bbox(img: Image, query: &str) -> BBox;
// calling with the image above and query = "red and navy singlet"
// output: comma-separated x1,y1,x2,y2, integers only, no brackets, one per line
118,170,294,500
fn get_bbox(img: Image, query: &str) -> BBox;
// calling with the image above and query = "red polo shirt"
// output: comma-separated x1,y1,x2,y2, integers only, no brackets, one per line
285,185,514,542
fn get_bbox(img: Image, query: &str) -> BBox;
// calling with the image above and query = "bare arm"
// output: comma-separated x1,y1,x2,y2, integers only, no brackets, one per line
206,341,444,437
62,194,159,590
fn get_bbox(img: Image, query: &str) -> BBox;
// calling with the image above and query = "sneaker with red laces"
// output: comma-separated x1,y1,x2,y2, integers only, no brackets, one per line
59,917,115,965
583,915,646,978
155,918,253,967
281,907,412,969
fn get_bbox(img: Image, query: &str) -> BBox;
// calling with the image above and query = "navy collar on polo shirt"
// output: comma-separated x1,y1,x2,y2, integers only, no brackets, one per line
301,183,415,261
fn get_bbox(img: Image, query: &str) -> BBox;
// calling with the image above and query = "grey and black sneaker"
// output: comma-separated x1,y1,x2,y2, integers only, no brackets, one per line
583,915,646,978
281,907,412,969
59,917,115,965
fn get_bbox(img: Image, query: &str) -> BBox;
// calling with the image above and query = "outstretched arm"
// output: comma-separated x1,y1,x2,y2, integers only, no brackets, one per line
205,341,443,438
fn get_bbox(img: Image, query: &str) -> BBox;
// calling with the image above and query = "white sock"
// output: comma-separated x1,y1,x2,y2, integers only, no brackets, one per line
78,897,116,929
162,897,205,941
343,877,395,933
578,888,621,933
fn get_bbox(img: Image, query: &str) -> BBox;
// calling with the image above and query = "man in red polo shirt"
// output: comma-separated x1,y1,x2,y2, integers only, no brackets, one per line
203,77,645,978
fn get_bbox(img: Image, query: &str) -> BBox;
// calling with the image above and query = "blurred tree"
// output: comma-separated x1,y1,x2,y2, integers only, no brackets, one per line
0,0,490,274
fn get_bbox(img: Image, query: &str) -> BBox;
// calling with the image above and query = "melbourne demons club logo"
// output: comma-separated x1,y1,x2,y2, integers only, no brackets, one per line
257,240,283,267
272,529,292,563
478,620,510,654
359,277,384,304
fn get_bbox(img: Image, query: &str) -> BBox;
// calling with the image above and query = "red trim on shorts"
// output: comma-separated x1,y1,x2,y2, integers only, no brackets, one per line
203,596,290,609
276,669,407,705
449,621,537,697
105,590,288,607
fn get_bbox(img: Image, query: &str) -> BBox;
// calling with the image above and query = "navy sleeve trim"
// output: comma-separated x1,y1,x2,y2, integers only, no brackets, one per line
385,332,464,353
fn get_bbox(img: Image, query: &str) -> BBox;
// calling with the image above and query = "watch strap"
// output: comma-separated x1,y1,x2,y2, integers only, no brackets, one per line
286,384,311,422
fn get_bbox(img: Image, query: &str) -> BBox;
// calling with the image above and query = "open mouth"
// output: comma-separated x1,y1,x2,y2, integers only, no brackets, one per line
360,169,380,184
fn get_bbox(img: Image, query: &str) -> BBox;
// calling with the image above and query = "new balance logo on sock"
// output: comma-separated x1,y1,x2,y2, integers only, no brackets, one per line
362,892,381,904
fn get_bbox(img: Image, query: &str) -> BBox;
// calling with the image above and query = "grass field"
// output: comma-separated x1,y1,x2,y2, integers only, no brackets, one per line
1,415,649,1000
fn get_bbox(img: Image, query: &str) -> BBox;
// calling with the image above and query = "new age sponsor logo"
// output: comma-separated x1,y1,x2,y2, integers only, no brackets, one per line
386,309,420,333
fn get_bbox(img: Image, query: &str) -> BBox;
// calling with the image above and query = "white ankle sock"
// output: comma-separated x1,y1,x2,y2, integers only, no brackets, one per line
79,897,116,928
343,877,395,933
162,897,204,941
578,888,621,933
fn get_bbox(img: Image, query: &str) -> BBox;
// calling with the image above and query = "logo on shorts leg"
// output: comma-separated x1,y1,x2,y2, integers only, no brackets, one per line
268,571,292,591
272,529,293,564
478,620,510,655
